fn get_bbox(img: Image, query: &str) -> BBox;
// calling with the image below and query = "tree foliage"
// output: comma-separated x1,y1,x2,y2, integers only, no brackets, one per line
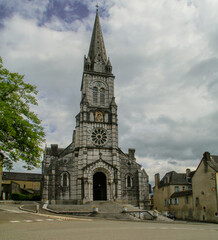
0,57,45,170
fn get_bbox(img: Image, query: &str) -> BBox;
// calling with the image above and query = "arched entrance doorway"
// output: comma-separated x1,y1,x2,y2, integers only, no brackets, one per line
93,172,107,200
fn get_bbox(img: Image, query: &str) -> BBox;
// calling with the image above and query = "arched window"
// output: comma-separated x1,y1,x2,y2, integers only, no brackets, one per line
127,176,131,187
93,87,98,104
100,88,105,105
62,172,69,187
126,175,133,188
63,173,67,186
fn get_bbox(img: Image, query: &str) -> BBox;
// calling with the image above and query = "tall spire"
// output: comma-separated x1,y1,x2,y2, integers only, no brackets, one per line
88,9,107,64
84,9,112,74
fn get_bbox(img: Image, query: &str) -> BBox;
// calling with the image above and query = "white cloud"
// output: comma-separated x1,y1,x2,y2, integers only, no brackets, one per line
1,0,218,185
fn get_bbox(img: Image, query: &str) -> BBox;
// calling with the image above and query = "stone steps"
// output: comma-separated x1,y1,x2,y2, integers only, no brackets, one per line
49,201,125,213
47,201,143,221
47,201,157,221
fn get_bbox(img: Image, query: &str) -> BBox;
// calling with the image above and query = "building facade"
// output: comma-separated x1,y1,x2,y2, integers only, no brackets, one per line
1,172,41,200
153,169,194,219
42,10,149,207
153,152,218,223
192,152,218,223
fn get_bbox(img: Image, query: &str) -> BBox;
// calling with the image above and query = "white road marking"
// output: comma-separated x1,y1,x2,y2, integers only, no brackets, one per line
35,219,43,222
23,211,93,222
3,209,23,213
9,218,83,223
7,218,218,232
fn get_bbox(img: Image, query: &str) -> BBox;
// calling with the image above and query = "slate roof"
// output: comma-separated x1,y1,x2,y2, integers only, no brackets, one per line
209,155,218,172
2,172,42,182
170,190,192,198
189,171,196,178
158,171,194,187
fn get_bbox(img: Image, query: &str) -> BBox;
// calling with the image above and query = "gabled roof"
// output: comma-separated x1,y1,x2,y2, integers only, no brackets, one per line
197,152,218,172
170,190,192,198
83,158,117,171
209,155,218,172
158,171,192,187
2,172,42,182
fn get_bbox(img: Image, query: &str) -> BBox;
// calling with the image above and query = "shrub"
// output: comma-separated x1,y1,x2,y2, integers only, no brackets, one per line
32,194,41,201
11,193,41,201
11,193,21,200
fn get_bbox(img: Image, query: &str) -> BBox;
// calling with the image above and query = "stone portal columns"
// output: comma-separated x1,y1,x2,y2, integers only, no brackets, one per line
83,163,117,202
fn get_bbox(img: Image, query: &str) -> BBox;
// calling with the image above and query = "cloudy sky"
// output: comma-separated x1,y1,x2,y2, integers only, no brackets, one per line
1,0,218,185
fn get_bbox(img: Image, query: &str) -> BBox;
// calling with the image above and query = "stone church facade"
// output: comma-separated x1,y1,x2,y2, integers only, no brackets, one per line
42,10,149,207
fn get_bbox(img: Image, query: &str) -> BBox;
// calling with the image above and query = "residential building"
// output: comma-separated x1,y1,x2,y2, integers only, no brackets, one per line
1,172,42,200
192,152,218,223
169,190,193,220
153,169,194,219
153,152,218,223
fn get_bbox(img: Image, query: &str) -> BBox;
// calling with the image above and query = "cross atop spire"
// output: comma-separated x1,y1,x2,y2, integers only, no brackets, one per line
96,3,99,12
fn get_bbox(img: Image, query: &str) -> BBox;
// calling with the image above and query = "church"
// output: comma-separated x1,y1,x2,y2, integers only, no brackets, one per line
42,10,149,208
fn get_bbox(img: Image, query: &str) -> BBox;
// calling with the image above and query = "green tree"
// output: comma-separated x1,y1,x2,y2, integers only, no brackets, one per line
0,57,45,170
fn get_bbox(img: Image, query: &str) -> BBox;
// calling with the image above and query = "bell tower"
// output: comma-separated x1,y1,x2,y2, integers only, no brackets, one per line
74,9,118,165
71,9,120,202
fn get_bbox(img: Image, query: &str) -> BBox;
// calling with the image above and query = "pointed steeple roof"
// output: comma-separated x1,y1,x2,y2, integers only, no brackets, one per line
88,10,107,64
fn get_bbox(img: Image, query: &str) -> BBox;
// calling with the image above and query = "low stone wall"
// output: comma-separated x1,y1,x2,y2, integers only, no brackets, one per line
125,211,154,220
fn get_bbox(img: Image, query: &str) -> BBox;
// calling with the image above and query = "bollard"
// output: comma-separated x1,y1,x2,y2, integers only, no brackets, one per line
153,210,158,218
122,206,127,213
36,204,39,213
93,206,98,213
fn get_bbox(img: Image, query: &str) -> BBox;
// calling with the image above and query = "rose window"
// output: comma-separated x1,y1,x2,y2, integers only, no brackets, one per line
91,128,107,146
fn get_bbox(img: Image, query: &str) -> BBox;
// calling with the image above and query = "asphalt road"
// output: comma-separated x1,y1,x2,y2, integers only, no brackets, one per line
0,205,217,240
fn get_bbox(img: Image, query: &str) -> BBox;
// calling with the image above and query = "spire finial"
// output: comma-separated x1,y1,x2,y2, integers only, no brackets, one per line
96,3,99,12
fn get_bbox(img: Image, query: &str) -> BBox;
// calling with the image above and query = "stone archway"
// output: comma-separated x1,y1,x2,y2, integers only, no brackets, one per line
93,172,107,200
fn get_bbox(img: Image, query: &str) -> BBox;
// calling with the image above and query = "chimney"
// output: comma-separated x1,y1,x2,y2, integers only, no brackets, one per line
51,144,58,156
203,152,210,161
128,148,135,160
186,168,191,177
155,173,160,187
203,152,210,173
